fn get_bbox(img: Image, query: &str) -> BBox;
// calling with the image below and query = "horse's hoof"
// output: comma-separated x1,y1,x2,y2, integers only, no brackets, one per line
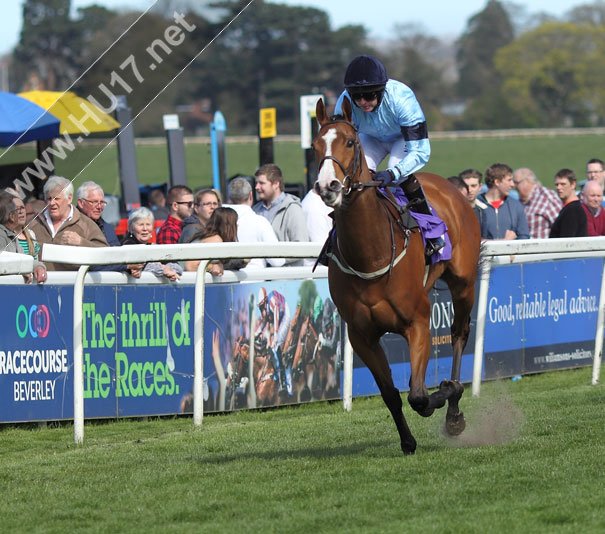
408,394,434,417
401,438,417,455
439,379,462,396
445,411,466,436
300,386,311,402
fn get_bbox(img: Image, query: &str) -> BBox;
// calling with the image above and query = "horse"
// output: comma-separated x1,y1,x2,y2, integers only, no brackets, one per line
312,301,341,400
225,336,251,410
252,335,280,407
285,307,320,402
312,98,481,454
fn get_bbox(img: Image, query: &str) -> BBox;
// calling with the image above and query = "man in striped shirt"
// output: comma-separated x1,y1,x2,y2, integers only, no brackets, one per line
514,167,562,239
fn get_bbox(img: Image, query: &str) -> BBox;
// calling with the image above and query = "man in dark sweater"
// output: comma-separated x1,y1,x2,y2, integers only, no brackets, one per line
549,169,587,238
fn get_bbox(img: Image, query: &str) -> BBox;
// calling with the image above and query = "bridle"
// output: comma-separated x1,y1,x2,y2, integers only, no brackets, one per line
315,118,411,280
317,119,381,196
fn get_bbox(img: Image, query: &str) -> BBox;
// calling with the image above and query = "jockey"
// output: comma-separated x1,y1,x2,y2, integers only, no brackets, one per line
255,287,292,394
335,54,445,256
318,297,339,355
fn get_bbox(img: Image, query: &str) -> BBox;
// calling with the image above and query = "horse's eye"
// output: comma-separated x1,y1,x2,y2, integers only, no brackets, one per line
346,139,355,148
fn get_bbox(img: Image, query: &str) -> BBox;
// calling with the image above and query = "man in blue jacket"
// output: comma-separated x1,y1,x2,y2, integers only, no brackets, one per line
477,163,530,240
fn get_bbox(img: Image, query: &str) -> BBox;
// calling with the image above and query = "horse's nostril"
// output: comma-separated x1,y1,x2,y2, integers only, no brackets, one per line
329,180,342,192
313,181,321,194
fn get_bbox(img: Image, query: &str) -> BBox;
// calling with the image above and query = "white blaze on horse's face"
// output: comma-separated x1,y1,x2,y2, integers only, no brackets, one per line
316,128,343,208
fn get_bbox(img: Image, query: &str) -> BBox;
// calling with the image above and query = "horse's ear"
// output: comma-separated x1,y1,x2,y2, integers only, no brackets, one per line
316,98,327,126
342,97,353,122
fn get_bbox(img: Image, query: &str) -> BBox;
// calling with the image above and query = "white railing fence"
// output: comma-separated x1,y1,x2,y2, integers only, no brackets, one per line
42,242,325,444
0,251,34,275
32,236,605,443
476,237,605,395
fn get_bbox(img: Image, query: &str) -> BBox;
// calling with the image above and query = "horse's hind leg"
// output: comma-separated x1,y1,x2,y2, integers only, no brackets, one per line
448,278,475,381
348,329,416,455
443,277,476,436
407,317,444,416
406,316,465,429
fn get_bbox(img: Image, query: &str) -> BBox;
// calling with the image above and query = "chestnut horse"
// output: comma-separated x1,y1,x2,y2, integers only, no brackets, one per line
226,336,252,410
252,336,279,407
312,98,481,454
288,310,319,402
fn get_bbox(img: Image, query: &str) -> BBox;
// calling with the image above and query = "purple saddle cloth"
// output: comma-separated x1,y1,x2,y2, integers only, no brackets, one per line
379,186,452,265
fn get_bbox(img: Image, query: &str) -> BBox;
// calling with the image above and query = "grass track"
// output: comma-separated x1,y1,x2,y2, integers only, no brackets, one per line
1,368,604,532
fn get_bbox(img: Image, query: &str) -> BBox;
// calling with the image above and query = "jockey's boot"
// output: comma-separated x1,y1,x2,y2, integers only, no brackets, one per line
271,348,285,392
401,174,445,256
284,367,293,396
316,236,331,267
314,225,335,270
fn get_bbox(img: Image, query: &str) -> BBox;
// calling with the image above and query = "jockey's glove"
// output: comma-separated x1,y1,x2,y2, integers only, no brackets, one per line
375,169,395,186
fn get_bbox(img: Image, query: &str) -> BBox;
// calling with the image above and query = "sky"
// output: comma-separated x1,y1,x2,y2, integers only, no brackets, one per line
0,0,587,56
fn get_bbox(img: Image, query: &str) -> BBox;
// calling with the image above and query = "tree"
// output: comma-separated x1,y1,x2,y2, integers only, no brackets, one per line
72,8,209,135
454,0,516,128
567,2,605,26
8,0,379,135
495,22,605,127
12,0,83,90
188,0,369,133
385,24,455,130
456,0,514,100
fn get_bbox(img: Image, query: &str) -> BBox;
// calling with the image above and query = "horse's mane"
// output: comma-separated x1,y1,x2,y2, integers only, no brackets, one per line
327,113,357,131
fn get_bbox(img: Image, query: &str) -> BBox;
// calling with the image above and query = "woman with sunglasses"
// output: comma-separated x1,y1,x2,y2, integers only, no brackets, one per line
334,54,443,255
180,188,222,244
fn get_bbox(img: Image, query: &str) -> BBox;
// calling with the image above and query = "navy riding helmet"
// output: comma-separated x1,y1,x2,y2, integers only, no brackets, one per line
344,55,388,107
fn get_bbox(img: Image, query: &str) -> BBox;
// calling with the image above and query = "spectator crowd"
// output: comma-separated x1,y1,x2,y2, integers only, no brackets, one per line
459,158,605,240
1,157,604,281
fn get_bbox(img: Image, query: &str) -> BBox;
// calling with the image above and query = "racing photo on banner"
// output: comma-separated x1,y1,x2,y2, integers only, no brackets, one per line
201,278,341,411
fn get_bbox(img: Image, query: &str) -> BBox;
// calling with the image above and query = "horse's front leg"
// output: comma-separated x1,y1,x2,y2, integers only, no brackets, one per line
348,328,416,455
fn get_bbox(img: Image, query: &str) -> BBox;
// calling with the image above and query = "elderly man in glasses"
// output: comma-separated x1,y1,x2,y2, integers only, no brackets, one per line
76,181,119,245
75,180,137,273
156,185,194,244
29,175,108,270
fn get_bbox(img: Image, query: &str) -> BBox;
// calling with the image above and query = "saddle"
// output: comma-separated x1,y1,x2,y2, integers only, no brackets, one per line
314,187,451,273
376,186,420,234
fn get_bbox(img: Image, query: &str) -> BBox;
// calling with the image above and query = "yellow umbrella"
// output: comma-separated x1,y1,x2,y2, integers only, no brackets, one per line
19,90,120,135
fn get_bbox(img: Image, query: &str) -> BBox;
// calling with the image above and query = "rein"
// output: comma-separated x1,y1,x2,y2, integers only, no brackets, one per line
327,195,411,279
318,117,412,280
328,228,409,280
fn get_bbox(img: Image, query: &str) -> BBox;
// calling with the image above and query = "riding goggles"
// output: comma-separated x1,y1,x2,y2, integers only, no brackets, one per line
350,91,380,102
